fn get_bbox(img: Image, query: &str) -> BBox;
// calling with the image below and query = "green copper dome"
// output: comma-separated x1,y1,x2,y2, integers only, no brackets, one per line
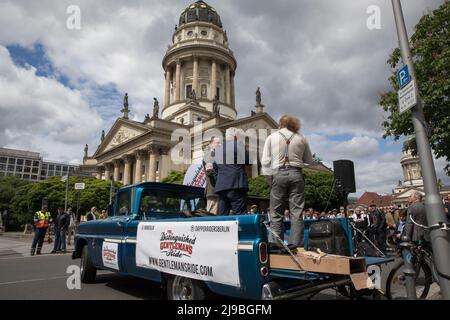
179,1,223,28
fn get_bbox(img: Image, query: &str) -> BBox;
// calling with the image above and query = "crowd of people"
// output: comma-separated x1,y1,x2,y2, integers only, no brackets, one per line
30,205,109,255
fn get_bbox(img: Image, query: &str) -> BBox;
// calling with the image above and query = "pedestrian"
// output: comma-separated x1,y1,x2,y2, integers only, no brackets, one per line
337,206,346,218
386,207,399,245
261,115,314,247
248,205,258,214
100,209,108,219
67,207,77,245
367,203,387,254
203,136,221,215
52,206,70,253
30,205,51,256
213,128,250,215
86,206,97,221
394,209,407,246
402,191,430,244
351,207,369,243
444,194,450,221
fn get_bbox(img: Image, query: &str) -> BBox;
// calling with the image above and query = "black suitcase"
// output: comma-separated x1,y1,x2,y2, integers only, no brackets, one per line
308,220,350,255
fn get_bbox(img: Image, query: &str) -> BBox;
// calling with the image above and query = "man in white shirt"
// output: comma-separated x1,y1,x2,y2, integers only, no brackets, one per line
261,115,314,246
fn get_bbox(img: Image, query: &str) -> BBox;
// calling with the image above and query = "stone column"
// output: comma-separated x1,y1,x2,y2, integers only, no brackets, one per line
113,159,121,182
96,167,102,180
164,68,171,108
210,60,217,100
147,145,159,182
193,55,199,94
134,150,146,183
104,163,112,181
123,155,133,185
158,146,171,181
231,71,235,108
175,59,181,102
225,64,231,104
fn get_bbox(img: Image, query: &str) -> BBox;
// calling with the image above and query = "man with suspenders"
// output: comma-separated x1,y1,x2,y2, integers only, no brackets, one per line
262,115,314,246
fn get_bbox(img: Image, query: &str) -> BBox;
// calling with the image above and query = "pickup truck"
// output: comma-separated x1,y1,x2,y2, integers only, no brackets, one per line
72,182,393,300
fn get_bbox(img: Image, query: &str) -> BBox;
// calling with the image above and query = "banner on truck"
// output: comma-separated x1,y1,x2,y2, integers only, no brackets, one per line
136,220,240,287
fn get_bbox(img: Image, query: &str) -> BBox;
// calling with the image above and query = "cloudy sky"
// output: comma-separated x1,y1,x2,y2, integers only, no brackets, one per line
0,0,448,196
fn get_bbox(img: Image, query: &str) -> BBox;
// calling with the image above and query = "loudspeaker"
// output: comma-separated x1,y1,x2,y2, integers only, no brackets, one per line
333,160,356,193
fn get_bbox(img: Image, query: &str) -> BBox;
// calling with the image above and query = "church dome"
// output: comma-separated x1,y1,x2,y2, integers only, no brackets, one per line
178,1,222,28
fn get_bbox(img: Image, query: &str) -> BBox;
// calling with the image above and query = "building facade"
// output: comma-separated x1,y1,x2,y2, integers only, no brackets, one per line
82,1,330,185
392,149,449,207
0,147,79,182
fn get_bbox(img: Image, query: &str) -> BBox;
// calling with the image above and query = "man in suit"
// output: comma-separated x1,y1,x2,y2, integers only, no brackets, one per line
213,128,250,215
402,191,430,244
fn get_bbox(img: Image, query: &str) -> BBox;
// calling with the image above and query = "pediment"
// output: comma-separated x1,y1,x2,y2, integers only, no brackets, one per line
394,187,425,199
95,119,150,156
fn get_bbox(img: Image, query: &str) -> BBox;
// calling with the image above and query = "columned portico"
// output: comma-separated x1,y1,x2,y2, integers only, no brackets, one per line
96,167,103,180
147,145,159,182
210,59,217,99
164,68,172,108
123,155,133,185
113,159,121,182
192,55,199,94
175,60,181,102
103,163,112,181
134,150,147,183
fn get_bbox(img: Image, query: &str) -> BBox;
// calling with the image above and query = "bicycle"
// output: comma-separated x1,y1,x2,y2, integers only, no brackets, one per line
385,216,450,300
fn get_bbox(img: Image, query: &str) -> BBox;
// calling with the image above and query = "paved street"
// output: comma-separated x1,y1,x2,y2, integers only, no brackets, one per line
0,233,441,300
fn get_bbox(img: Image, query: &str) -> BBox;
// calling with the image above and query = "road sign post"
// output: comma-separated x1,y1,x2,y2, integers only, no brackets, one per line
392,0,450,299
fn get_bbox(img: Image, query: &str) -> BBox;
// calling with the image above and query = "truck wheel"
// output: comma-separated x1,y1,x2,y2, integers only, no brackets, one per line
167,276,207,300
80,245,97,283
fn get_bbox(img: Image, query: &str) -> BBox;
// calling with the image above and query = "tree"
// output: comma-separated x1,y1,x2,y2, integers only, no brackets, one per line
379,2,450,174
248,171,341,211
8,176,121,228
161,170,186,185
0,176,31,230
248,175,271,198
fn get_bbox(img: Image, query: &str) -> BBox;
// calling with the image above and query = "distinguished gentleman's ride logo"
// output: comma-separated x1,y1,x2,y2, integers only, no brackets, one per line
159,230,197,258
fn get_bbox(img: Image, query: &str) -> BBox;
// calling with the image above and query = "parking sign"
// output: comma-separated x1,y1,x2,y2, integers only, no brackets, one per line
397,65,410,89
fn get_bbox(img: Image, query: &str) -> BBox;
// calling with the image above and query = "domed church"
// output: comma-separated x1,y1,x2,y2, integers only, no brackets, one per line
81,1,280,184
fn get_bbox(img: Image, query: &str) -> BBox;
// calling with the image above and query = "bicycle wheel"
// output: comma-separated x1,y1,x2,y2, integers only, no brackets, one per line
386,259,432,300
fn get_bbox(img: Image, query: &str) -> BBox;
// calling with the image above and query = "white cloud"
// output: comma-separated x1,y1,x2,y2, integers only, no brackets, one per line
0,46,102,163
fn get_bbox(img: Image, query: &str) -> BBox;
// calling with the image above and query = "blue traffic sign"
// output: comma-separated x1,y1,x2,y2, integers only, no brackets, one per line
397,65,410,89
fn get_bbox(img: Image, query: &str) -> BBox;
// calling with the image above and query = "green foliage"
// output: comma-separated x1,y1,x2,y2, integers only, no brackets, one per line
303,171,341,211
248,171,341,211
0,176,30,212
162,170,186,185
248,175,271,198
379,2,450,174
7,176,121,228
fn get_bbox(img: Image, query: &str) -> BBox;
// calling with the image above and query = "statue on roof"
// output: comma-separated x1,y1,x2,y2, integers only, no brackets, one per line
101,130,105,143
153,98,159,118
84,144,88,158
121,93,130,119
256,87,261,106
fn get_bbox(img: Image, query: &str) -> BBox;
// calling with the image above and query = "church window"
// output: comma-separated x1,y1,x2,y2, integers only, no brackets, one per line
187,31,194,37
201,30,207,36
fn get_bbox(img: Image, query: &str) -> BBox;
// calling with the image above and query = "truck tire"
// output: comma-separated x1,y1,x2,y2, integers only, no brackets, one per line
80,245,97,283
167,276,207,300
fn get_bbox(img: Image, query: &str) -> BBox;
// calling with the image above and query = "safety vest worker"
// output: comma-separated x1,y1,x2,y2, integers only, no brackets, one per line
30,206,51,256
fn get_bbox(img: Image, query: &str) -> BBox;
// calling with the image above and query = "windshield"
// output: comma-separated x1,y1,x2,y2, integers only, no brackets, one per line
139,188,206,215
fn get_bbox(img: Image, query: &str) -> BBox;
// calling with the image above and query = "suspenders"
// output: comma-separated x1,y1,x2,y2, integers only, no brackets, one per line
278,131,296,168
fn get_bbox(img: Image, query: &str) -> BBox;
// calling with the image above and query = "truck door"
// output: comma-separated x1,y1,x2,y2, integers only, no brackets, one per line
95,189,132,271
